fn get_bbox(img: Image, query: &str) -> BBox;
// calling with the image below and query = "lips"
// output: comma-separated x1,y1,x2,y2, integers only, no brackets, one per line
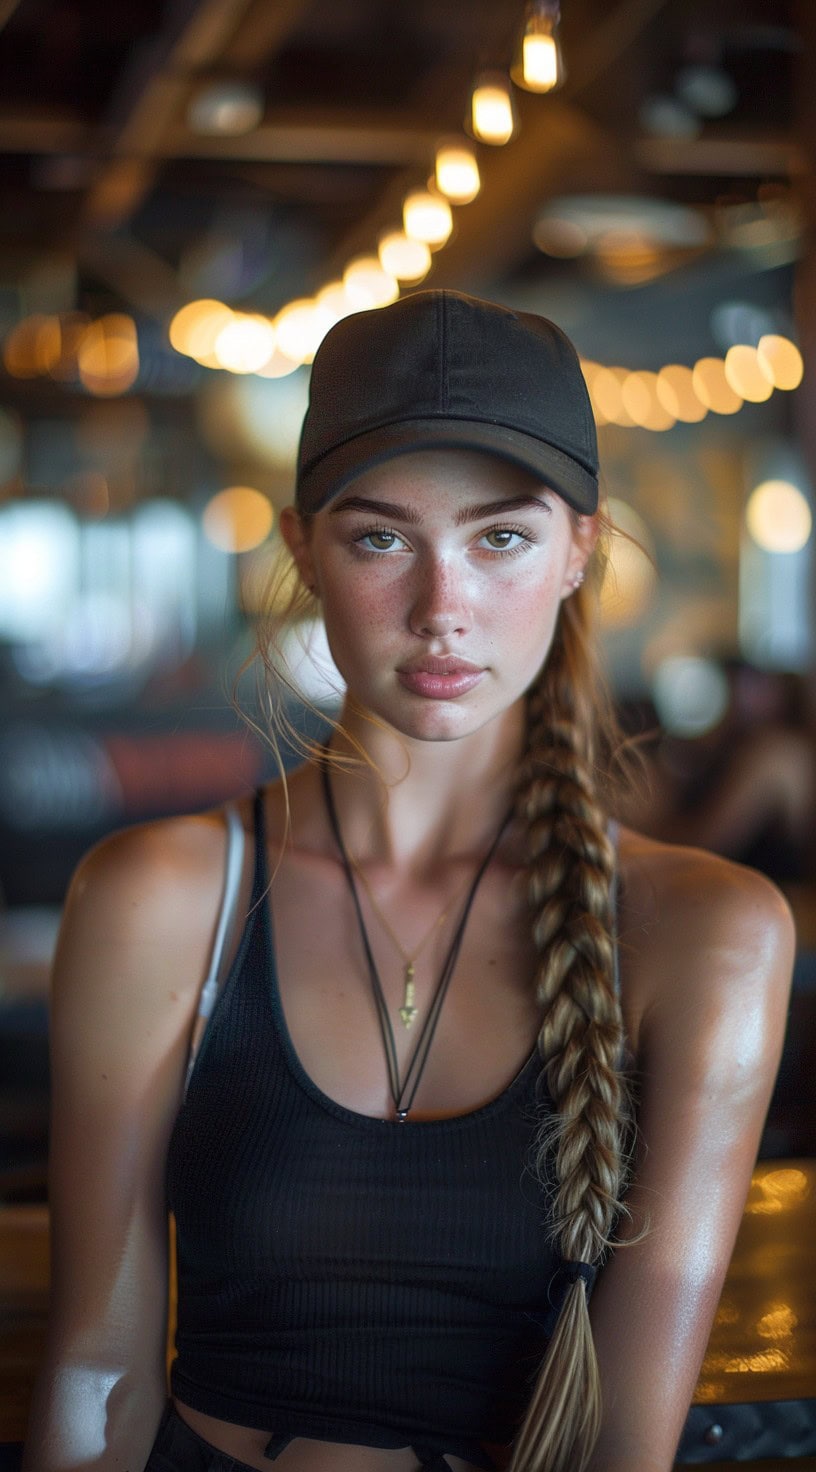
399,655,483,676
396,655,486,700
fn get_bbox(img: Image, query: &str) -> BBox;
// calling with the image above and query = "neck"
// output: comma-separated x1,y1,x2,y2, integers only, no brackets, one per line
325,698,526,870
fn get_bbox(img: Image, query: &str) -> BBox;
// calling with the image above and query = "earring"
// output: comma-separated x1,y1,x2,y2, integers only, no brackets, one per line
570,569,585,591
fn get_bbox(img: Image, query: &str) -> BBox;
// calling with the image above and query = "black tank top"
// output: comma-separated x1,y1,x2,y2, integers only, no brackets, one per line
167,792,585,1466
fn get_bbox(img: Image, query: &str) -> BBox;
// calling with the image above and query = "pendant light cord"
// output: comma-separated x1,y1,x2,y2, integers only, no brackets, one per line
321,759,512,1121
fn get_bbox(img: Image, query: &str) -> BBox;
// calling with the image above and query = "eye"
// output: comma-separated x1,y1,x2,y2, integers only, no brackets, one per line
354,527,405,554
479,526,532,554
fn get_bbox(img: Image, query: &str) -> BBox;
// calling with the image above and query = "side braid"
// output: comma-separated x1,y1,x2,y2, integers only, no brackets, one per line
508,595,630,1472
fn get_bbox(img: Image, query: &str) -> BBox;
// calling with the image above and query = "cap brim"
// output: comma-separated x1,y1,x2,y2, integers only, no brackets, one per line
296,418,598,516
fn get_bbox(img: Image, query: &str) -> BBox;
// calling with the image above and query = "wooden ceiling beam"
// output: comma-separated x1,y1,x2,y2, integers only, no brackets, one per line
80,0,311,231
163,108,439,164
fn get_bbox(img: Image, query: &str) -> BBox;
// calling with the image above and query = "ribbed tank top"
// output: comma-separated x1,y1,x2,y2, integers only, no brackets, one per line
167,792,593,1466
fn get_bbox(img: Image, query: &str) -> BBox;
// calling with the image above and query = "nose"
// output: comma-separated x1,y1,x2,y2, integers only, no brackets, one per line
408,554,471,639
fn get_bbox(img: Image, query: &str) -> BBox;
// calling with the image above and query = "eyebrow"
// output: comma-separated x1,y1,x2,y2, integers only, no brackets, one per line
328,494,554,525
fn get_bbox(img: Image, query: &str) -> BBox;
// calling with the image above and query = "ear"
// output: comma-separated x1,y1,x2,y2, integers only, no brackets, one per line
562,513,600,599
279,505,317,595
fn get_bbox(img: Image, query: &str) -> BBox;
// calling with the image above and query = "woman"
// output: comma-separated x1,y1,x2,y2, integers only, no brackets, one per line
23,291,794,1472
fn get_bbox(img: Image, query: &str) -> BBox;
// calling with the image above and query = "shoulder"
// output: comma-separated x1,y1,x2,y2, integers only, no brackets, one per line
63,806,240,954
618,826,794,947
52,803,256,1071
616,829,795,1072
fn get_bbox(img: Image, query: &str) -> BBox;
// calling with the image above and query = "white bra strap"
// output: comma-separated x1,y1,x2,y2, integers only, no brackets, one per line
184,803,246,1096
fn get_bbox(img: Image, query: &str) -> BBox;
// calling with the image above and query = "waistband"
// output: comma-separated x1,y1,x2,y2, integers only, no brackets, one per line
148,1403,499,1471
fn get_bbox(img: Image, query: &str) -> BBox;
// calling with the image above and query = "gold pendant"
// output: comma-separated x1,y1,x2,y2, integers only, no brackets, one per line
399,962,417,1029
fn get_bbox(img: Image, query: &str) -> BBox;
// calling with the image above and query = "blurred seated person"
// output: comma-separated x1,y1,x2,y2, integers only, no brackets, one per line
616,662,816,884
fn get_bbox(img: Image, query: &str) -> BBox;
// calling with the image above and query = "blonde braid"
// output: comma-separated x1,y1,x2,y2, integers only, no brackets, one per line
508,593,629,1472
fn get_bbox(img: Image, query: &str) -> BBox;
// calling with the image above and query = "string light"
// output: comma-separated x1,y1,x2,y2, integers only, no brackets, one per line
378,231,432,284
692,356,742,415
213,313,277,374
512,1,565,94
343,256,400,308
402,189,453,248
724,344,773,403
273,298,332,365
469,75,517,145
757,334,804,391
434,141,481,204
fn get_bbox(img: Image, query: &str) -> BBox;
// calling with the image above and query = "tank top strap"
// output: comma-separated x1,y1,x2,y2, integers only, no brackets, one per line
252,786,270,901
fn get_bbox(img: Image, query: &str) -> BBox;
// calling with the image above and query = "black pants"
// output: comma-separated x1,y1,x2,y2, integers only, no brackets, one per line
144,1405,459,1471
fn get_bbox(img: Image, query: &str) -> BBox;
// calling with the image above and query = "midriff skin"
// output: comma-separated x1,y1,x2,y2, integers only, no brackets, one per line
174,1399,505,1471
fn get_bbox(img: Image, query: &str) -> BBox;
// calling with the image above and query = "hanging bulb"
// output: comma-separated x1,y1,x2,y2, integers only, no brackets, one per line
512,2,565,94
402,189,453,249
434,141,481,203
469,74,517,145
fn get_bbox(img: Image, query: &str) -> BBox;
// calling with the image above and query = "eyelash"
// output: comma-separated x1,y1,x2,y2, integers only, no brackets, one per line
350,524,536,559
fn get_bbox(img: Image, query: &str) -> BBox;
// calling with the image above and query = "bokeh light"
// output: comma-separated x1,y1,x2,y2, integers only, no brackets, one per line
343,256,400,308
621,371,676,430
403,189,453,248
470,78,516,144
169,299,234,366
78,314,139,396
692,357,743,415
746,479,812,554
757,334,804,392
378,231,432,283
203,486,274,553
724,344,773,403
213,313,277,373
434,142,481,203
652,655,730,736
656,363,708,423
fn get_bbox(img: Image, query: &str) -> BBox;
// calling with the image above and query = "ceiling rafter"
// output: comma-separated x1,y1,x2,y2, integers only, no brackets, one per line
319,0,673,293
80,0,311,231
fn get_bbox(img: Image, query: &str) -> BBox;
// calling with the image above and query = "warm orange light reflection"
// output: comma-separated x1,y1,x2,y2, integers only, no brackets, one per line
692,357,742,415
590,367,636,426
170,299,234,367
78,314,139,396
757,334,804,391
724,344,773,403
203,486,274,553
745,1166,811,1214
756,1304,798,1340
621,371,675,430
656,364,708,423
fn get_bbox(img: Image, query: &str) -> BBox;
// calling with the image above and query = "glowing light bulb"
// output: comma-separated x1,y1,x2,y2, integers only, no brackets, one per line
273,298,332,365
343,256,399,309
513,5,565,94
403,190,453,249
169,299,234,367
378,231,431,284
470,77,516,145
214,313,277,374
724,344,773,403
434,142,481,204
757,334,804,392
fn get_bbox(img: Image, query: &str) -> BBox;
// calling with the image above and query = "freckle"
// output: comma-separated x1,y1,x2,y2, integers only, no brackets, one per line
101,1073,108,1080
170,991,178,1002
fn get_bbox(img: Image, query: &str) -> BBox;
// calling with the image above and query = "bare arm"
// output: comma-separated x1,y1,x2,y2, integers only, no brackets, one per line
587,848,795,1472
22,815,228,1472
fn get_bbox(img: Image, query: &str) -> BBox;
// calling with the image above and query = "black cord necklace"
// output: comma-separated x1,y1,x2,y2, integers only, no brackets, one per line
321,760,513,1123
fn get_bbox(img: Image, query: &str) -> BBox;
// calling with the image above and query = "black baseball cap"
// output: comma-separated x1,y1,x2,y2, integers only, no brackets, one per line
295,289,599,516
